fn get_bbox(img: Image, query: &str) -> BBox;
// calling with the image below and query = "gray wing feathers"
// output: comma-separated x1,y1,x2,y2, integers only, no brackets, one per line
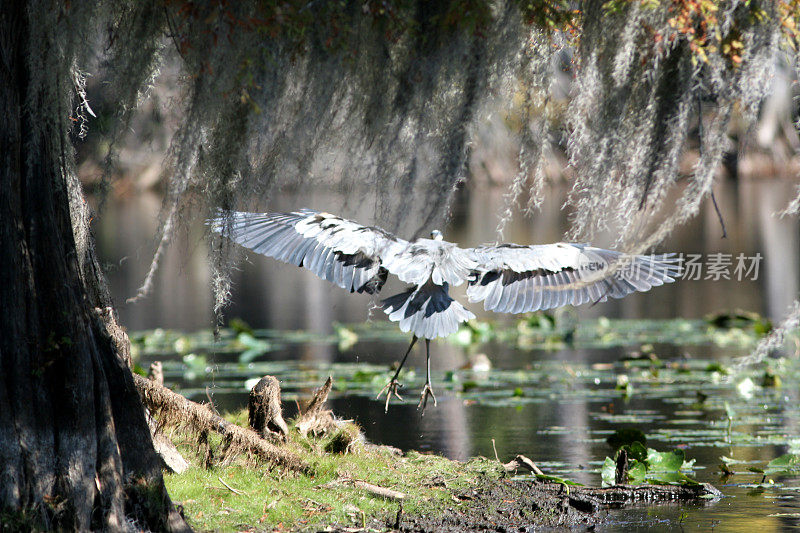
208,210,396,294
467,243,680,314
211,210,680,328
210,210,482,290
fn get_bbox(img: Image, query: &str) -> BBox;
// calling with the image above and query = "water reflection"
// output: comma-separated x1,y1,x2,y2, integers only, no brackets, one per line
142,334,800,532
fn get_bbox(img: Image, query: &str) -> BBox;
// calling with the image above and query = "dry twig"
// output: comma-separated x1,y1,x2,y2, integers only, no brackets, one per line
321,478,406,501
218,476,246,495
503,454,545,476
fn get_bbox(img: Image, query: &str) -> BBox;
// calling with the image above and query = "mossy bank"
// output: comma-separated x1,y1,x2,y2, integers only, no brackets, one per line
161,408,717,532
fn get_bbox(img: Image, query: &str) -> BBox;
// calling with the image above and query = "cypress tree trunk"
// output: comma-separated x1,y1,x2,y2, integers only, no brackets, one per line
0,4,188,531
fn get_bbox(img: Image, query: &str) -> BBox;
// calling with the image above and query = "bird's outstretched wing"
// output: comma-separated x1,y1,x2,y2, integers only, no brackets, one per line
208,209,407,294
466,243,681,314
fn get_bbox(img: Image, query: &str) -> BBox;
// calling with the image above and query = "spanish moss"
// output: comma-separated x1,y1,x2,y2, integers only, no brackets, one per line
51,1,800,355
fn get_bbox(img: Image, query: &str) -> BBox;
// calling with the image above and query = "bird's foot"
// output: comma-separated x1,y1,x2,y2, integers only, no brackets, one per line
417,383,437,414
377,379,404,413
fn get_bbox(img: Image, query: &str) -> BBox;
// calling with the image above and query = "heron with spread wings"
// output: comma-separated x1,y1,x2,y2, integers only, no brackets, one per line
209,209,680,412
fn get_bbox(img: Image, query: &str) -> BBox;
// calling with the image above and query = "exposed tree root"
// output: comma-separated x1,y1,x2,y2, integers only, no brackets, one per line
143,361,189,474
151,431,190,474
291,376,362,454
133,374,308,474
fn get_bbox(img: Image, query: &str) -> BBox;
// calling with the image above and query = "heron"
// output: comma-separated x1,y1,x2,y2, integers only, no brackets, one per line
209,209,681,412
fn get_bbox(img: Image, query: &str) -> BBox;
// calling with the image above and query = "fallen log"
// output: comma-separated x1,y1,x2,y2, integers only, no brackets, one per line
133,374,308,473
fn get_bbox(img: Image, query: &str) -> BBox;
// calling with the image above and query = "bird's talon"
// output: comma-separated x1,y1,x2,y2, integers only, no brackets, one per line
417,384,437,414
378,379,404,413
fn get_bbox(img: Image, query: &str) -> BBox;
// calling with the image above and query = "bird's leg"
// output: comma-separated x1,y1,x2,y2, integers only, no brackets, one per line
418,339,437,413
378,335,417,413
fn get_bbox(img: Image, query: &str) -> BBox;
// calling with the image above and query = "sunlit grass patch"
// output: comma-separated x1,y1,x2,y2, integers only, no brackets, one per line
165,411,503,531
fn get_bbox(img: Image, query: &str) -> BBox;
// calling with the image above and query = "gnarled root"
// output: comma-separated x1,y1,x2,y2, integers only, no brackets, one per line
133,374,308,473
294,376,362,454
295,376,337,437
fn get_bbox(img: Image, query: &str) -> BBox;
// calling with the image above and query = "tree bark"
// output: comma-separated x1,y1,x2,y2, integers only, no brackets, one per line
0,4,188,530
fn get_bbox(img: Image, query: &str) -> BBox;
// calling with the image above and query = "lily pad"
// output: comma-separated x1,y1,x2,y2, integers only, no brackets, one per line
236,332,271,363
766,454,800,474
647,448,693,472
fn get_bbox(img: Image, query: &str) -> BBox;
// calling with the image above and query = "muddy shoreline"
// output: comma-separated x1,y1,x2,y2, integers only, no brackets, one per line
387,477,720,532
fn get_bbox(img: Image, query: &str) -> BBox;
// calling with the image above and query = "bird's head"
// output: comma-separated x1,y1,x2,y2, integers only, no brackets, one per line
430,229,443,241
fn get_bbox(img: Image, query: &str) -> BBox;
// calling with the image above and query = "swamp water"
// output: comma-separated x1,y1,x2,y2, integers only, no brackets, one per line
97,179,800,530
132,319,800,531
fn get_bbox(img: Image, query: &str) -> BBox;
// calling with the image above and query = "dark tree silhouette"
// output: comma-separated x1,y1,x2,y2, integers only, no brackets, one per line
0,3,187,530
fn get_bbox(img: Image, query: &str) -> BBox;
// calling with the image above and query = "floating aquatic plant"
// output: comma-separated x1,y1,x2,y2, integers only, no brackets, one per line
601,440,698,487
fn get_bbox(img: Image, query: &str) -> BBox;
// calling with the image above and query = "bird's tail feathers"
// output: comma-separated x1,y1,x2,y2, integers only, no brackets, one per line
382,283,475,339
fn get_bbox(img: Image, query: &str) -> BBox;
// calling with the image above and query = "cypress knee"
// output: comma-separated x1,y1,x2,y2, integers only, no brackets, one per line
248,376,288,441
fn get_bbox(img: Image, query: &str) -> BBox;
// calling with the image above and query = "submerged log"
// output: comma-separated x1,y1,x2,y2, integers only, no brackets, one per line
248,376,289,441
133,374,308,473
403,477,723,531
554,480,722,513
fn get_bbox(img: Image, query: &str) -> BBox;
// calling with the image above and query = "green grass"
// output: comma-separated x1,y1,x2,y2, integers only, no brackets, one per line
165,409,501,531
